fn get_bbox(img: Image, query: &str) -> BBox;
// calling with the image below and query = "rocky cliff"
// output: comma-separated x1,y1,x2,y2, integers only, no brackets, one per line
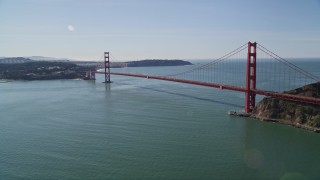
251,83,320,132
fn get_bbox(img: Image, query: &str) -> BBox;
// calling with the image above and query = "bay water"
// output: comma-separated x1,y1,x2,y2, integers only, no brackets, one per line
0,60,320,179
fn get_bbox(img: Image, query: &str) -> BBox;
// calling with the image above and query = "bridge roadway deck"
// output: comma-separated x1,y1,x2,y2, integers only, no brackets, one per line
95,72,320,106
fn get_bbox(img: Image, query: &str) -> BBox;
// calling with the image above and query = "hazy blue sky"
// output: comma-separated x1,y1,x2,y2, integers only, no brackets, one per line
1,0,320,61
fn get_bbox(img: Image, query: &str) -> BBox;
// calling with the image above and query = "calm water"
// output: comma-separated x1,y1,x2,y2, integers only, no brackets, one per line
1,61,320,179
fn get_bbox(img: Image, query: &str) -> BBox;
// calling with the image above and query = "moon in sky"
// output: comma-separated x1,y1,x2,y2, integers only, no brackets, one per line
67,25,75,32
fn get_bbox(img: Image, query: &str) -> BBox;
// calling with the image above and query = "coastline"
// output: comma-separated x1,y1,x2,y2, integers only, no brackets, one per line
249,83,320,133
0,59,193,81
250,114,320,133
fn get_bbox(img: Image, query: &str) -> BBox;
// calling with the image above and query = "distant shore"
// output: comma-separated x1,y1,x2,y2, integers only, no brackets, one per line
0,58,193,80
0,61,94,80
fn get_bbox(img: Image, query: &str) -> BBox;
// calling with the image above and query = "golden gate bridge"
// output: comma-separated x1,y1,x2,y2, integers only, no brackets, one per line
92,42,320,113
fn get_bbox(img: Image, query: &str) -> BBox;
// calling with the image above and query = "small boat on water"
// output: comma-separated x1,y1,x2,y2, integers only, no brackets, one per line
228,110,250,117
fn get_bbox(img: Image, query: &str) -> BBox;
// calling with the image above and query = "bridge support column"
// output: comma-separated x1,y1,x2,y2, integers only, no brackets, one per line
245,42,257,113
104,51,112,83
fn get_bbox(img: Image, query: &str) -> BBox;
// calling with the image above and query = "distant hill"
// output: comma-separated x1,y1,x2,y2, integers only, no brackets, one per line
125,59,192,67
0,56,75,63
26,56,73,61
0,61,95,80
0,57,33,64
0,57,193,68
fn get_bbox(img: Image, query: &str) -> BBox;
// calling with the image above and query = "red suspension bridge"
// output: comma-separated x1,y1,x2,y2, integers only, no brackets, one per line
94,42,320,113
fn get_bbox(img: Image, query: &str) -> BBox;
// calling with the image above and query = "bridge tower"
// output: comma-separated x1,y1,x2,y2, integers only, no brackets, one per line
104,51,112,83
245,42,257,113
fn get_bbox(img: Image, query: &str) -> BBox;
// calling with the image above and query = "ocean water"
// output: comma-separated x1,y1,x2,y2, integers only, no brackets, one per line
0,60,320,179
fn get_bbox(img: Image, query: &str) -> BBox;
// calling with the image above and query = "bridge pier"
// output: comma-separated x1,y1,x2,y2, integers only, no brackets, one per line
245,42,257,113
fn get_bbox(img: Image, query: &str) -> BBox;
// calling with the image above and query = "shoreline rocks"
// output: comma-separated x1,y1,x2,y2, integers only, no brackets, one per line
250,82,320,133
